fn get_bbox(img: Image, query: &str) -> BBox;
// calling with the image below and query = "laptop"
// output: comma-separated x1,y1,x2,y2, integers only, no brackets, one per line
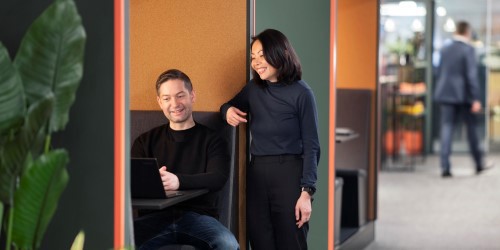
131,158,183,199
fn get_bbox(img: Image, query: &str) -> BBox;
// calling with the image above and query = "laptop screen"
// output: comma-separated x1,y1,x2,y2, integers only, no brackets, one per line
130,158,168,199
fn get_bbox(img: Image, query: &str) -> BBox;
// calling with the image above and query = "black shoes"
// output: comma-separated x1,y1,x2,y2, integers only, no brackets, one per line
441,161,494,177
476,161,494,175
441,171,452,178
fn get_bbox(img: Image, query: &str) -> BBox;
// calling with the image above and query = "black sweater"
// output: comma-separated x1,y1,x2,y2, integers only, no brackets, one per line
221,79,320,188
131,122,230,218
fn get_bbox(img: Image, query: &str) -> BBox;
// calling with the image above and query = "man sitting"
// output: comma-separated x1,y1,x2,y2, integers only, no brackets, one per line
132,69,239,250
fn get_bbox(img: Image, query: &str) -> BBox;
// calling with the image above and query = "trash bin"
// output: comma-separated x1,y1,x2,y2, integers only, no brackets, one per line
336,168,367,228
334,177,343,246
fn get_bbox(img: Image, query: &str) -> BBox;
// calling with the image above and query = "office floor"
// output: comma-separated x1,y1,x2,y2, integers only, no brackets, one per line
365,153,500,250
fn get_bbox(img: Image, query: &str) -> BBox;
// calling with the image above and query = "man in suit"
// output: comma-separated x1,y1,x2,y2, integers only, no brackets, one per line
434,21,488,177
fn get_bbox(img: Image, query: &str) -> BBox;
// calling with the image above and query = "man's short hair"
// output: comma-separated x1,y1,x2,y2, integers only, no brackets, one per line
456,21,470,36
155,69,193,95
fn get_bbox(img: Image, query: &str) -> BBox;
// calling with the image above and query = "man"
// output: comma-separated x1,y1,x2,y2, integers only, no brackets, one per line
434,21,489,177
132,69,239,249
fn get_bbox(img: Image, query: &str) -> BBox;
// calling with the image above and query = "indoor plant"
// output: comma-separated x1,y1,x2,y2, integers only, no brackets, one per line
0,0,86,248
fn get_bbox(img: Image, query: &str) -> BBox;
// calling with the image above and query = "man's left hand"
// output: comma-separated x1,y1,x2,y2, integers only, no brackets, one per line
471,100,481,113
159,166,180,191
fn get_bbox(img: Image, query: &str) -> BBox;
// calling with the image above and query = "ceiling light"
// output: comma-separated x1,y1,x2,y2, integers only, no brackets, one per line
381,3,426,17
412,19,424,32
399,1,417,9
384,18,396,32
436,6,447,17
444,18,456,33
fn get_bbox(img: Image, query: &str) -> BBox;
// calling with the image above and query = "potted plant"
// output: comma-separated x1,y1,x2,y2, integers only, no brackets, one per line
0,0,86,249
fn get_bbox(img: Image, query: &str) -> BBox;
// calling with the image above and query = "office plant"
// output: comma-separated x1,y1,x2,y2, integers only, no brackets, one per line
0,0,86,249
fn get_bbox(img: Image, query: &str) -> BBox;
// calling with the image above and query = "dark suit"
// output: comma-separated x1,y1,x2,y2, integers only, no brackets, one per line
434,38,483,173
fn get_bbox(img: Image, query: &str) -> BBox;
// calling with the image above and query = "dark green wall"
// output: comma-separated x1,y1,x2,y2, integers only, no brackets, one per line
0,0,115,249
255,1,331,249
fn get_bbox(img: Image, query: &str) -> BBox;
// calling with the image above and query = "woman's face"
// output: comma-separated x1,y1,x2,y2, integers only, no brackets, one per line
251,39,278,82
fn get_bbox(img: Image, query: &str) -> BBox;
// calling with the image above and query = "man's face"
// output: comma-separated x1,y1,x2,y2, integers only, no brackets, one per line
157,79,195,129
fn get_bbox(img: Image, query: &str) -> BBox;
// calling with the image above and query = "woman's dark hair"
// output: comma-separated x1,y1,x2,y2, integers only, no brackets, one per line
155,69,193,95
251,29,302,86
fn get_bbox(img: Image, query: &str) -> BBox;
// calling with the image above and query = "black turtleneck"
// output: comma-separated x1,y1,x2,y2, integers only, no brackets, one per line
220,79,320,188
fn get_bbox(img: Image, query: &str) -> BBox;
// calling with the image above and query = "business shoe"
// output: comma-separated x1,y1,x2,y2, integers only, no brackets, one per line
476,161,494,175
441,171,452,178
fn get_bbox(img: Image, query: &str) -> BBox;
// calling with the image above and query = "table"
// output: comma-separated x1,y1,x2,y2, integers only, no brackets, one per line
335,127,359,143
336,133,359,143
132,189,209,210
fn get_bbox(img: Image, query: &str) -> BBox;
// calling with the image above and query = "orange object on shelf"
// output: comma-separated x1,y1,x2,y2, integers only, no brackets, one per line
384,130,401,155
403,130,423,156
399,82,426,95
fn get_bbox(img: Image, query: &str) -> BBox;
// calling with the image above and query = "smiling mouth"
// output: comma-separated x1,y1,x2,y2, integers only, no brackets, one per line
170,108,184,115
256,67,266,74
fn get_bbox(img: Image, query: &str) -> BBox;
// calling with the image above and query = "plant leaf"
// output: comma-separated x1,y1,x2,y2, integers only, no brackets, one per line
11,149,69,249
0,42,25,136
0,201,3,240
14,0,86,133
70,230,85,250
0,96,53,205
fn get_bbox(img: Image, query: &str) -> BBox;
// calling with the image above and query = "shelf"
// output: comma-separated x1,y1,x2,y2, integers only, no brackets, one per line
379,75,398,84
399,112,425,118
395,91,426,97
381,67,427,171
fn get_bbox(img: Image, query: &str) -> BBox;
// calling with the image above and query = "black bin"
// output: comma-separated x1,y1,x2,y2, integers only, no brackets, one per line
336,168,367,228
334,177,343,246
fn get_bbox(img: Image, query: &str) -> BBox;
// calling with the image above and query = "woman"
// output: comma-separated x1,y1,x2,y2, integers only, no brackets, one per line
220,29,320,250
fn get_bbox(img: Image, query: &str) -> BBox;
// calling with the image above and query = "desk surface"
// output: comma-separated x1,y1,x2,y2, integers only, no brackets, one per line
336,133,359,143
132,189,209,210
335,127,359,143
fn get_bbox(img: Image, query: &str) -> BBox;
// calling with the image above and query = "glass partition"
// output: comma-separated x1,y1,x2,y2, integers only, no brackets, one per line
379,0,432,169
379,0,500,170
432,0,489,153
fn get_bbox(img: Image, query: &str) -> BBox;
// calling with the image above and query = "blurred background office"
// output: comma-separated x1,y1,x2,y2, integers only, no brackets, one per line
378,0,500,170
372,1,500,249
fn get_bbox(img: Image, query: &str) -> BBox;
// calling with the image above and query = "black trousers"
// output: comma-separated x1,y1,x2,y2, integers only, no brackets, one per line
247,155,308,250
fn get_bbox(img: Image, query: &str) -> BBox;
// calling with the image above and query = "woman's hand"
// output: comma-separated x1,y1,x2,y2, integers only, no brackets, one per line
159,166,180,191
226,106,247,126
295,192,313,228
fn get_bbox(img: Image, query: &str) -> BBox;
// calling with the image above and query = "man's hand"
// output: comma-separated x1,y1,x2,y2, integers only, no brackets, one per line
159,166,180,191
226,107,247,127
295,192,313,228
471,100,481,113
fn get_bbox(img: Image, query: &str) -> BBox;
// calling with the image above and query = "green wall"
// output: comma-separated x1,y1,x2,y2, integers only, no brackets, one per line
255,1,331,249
0,1,115,249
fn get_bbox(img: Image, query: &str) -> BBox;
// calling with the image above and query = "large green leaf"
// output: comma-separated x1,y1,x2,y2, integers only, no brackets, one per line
0,97,53,205
0,201,3,240
0,43,25,136
14,0,86,133
11,149,69,249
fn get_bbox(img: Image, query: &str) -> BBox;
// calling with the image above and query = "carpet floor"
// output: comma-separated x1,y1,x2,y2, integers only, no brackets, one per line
364,154,500,250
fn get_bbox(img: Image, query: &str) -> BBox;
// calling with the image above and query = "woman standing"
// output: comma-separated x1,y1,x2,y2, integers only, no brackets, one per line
220,29,320,250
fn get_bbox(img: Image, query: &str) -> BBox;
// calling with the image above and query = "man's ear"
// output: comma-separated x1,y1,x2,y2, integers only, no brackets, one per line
157,95,162,108
191,90,196,103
